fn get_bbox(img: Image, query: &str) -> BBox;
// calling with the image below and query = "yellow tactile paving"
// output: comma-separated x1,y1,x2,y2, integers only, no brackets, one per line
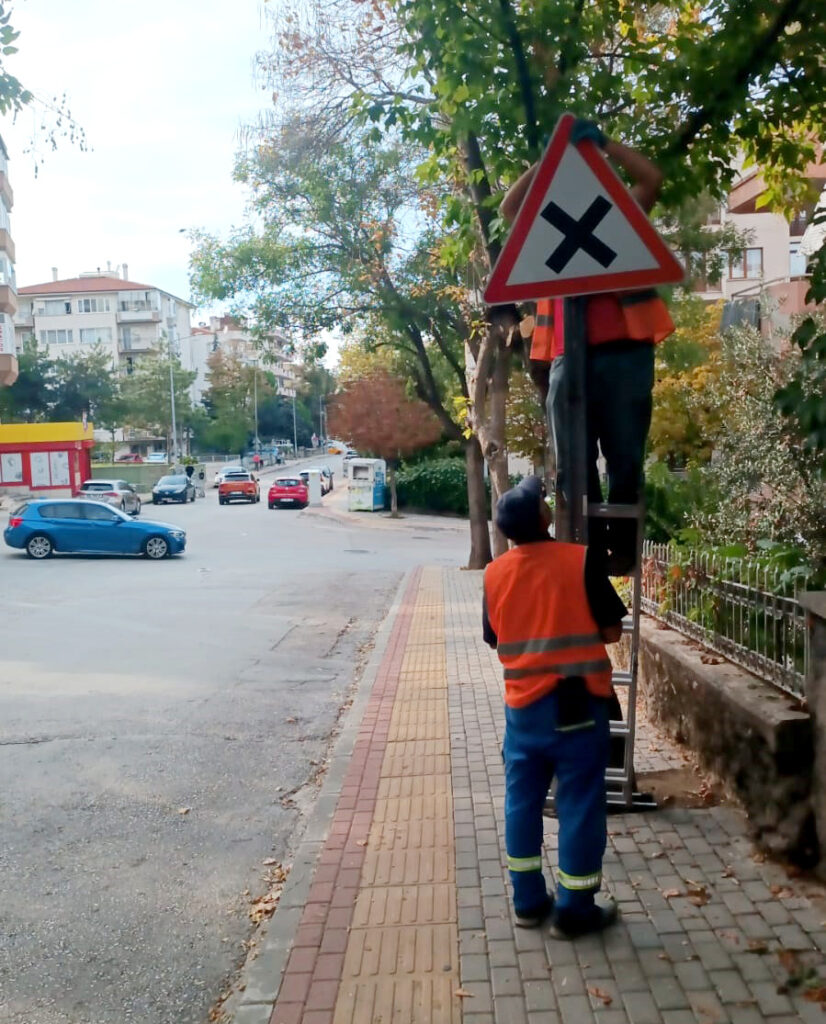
332,569,461,1024
333,974,461,1024
360,847,454,887
341,923,458,977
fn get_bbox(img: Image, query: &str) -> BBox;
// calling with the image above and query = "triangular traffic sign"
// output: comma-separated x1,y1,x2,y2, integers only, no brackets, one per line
484,113,684,304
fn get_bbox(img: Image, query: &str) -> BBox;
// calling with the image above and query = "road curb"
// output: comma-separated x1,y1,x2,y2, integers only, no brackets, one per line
225,567,416,1023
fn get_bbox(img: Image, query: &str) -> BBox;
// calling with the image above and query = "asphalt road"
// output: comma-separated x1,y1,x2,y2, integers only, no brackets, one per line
0,458,468,1024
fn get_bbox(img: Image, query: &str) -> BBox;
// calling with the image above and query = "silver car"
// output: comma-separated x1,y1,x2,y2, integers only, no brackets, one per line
78,479,142,515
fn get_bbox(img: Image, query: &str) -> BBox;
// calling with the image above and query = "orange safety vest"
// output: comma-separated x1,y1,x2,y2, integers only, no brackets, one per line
530,289,674,363
484,542,613,709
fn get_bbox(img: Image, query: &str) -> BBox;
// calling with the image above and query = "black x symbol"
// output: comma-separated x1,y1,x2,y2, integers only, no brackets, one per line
541,196,617,273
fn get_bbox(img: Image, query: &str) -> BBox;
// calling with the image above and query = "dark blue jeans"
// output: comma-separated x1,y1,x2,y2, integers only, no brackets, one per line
504,689,610,916
547,342,654,561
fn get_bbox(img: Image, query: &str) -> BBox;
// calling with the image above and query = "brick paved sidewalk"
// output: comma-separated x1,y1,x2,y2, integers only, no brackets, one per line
234,567,826,1024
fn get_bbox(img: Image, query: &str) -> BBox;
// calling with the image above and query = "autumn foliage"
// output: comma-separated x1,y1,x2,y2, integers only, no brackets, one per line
328,372,443,513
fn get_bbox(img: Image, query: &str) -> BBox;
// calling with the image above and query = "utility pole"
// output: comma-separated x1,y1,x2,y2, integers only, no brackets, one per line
166,321,177,463
252,357,260,452
292,389,298,455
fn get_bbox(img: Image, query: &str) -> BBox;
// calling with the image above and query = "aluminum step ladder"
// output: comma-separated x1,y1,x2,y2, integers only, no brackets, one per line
544,297,655,814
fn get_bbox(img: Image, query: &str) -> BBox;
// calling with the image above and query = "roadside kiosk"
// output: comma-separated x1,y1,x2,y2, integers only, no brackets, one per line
348,458,386,512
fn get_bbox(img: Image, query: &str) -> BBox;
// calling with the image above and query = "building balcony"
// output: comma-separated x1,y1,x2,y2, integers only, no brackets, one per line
118,337,156,353
0,229,15,263
15,311,33,328
0,172,13,211
117,308,160,323
0,285,18,316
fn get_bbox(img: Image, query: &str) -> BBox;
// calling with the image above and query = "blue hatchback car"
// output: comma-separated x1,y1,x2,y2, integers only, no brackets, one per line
4,499,187,560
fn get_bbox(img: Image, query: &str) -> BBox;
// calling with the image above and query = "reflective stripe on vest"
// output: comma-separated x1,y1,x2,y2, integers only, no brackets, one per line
529,298,555,362
483,542,613,708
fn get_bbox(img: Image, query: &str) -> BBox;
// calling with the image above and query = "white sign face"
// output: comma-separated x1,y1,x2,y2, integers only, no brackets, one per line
49,450,70,487
0,452,22,483
30,451,50,487
505,144,659,288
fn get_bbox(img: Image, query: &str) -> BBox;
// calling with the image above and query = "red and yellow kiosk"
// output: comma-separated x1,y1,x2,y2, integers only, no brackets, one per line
0,422,95,496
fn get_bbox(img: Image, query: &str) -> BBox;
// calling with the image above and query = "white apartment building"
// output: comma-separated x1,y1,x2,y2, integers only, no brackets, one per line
0,135,18,386
14,265,194,375
187,315,297,403
694,157,825,339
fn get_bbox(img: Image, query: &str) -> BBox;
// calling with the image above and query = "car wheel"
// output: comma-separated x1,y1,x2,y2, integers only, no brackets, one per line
135,499,141,515
268,502,275,509
144,535,169,560
26,533,53,559
153,498,159,504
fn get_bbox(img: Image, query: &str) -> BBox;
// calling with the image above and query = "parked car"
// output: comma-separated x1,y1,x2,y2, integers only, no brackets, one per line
152,474,196,504
78,479,141,515
212,465,244,488
146,451,168,464
319,466,334,492
300,468,333,495
218,471,260,505
115,452,143,464
4,500,186,560
268,477,309,509
343,448,359,460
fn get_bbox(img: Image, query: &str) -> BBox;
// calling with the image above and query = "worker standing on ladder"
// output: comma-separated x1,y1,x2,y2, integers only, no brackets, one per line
483,476,627,937
501,120,674,574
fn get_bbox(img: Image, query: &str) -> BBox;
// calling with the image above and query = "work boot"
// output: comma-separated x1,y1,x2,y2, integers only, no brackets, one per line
549,898,618,940
514,892,555,929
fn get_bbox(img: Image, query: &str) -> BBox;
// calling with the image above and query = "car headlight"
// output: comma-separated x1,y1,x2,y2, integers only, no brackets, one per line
169,530,185,540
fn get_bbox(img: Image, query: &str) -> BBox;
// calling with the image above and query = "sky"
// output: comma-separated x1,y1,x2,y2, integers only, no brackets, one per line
3,0,268,322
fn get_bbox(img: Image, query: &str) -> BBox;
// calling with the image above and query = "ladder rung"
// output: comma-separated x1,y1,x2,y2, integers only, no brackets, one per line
605,768,631,782
609,723,630,737
611,670,633,687
588,502,645,520
621,619,635,635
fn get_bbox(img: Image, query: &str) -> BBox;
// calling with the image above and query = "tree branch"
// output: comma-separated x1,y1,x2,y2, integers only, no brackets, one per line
496,0,539,155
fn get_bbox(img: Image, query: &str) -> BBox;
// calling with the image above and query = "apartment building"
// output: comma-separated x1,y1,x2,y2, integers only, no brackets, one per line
694,157,826,338
0,136,18,386
188,315,297,403
14,265,194,374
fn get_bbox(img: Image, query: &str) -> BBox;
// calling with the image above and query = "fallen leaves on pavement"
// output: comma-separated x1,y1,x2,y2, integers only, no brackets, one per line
588,986,613,1006
248,862,289,924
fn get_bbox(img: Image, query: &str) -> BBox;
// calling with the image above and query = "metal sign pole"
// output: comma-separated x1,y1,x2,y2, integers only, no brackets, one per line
558,296,588,544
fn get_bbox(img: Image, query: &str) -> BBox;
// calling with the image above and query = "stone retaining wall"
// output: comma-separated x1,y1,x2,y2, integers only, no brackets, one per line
612,618,817,865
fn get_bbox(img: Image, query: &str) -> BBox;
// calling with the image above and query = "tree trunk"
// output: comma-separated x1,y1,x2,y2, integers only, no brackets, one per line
389,462,400,518
487,343,512,556
465,437,492,569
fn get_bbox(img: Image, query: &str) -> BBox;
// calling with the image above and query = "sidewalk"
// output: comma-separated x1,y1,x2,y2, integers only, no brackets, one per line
302,482,468,534
232,568,826,1024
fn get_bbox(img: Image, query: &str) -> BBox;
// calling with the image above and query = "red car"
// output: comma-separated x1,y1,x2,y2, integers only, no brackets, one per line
268,477,309,509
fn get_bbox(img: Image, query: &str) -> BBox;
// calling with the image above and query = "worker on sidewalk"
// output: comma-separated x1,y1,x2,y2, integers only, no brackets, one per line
501,120,674,574
483,476,626,937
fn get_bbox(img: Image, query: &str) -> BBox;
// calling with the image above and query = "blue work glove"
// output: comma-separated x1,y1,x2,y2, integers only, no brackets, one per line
569,118,607,148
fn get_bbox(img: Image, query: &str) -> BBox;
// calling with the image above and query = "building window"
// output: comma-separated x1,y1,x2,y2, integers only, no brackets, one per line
39,329,74,345
689,252,723,293
77,297,111,313
38,299,72,315
728,248,763,280
79,327,113,344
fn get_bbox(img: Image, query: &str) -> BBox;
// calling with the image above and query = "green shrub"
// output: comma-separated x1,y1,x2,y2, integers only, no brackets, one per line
395,457,476,515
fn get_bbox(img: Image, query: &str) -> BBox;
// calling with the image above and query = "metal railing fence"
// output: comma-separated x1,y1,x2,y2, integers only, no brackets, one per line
640,541,807,698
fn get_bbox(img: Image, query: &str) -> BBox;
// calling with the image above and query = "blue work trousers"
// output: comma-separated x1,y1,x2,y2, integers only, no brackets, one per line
503,689,610,916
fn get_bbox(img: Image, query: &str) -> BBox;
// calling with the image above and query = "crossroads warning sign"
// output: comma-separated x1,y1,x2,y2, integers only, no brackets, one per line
484,114,684,304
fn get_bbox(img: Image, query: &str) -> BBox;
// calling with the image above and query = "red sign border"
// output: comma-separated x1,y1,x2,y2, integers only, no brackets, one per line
484,114,684,304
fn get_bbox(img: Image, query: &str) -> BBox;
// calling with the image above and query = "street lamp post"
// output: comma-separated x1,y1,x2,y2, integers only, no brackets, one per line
252,358,260,452
166,319,178,463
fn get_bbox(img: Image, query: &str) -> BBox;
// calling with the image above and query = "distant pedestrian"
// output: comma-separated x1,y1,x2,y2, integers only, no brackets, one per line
483,476,626,937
